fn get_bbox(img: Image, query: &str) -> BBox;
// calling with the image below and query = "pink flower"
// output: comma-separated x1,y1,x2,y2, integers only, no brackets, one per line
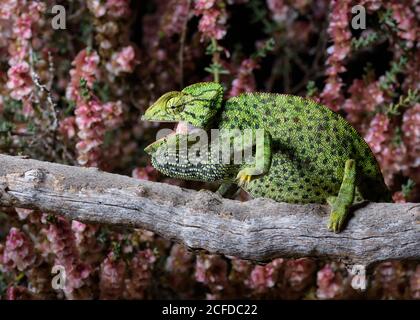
6,61,32,100
59,117,77,140
45,216,92,296
106,46,138,76
2,228,36,271
316,264,345,299
247,258,283,293
99,252,126,299
161,0,191,36
320,0,351,111
0,0,18,19
402,104,420,169
132,165,158,181
194,1,227,41
410,265,420,299
195,254,230,297
13,14,32,39
123,249,156,299
66,49,100,101
266,0,290,24
229,58,258,97
87,0,107,17
106,0,131,18
15,208,34,220
364,113,391,154
195,0,217,10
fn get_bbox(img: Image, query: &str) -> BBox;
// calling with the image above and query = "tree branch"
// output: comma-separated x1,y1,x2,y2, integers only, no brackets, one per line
0,154,418,266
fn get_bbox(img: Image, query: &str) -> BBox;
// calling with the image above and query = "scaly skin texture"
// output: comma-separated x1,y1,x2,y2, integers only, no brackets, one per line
143,82,392,232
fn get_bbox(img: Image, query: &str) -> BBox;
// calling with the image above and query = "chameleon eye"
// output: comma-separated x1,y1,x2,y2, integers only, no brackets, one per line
167,97,182,113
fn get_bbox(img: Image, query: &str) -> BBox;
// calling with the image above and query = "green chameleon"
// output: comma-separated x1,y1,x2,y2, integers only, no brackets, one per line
142,82,392,232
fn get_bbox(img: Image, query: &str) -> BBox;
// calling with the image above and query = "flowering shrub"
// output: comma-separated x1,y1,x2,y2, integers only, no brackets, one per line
0,0,419,299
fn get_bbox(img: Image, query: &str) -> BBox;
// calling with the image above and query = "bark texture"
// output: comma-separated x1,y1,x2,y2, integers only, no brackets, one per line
0,154,419,266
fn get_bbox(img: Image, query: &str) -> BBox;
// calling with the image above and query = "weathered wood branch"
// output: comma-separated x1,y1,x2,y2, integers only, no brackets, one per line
0,154,419,266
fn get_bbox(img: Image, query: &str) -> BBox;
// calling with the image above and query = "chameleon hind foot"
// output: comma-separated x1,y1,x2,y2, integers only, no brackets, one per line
235,168,256,188
327,159,356,233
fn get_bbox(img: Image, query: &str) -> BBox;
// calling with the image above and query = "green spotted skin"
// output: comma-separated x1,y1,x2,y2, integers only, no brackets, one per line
220,93,391,203
145,86,392,205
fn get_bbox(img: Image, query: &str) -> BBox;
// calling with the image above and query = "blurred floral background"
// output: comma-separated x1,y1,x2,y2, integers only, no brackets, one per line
0,0,419,299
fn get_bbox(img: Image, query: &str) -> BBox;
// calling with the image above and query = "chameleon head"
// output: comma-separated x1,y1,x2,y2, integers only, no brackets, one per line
141,82,224,128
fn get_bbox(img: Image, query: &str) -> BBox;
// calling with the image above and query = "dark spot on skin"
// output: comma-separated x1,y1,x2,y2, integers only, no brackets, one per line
318,124,326,131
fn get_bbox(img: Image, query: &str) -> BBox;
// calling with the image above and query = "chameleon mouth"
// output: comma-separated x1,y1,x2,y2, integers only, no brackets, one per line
144,121,201,154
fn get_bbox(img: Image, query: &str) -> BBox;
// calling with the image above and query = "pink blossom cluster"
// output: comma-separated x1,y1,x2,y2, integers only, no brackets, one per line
106,46,138,76
266,0,290,24
161,0,191,37
316,263,349,299
66,49,123,167
402,104,420,183
194,0,228,41
343,79,385,130
87,0,131,19
99,252,126,299
66,49,101,102
123,249,156,299
165,244,195,297
247,258,283,294
3,1,46,104
2,227,36,272
229,58,258,97
132,165,158,181
43,216,92,297
389,1,419,48
320,0,351,111
195,254,231,298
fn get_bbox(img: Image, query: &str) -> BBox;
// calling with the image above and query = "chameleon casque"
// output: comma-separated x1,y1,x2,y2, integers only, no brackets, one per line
142,82,392,232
